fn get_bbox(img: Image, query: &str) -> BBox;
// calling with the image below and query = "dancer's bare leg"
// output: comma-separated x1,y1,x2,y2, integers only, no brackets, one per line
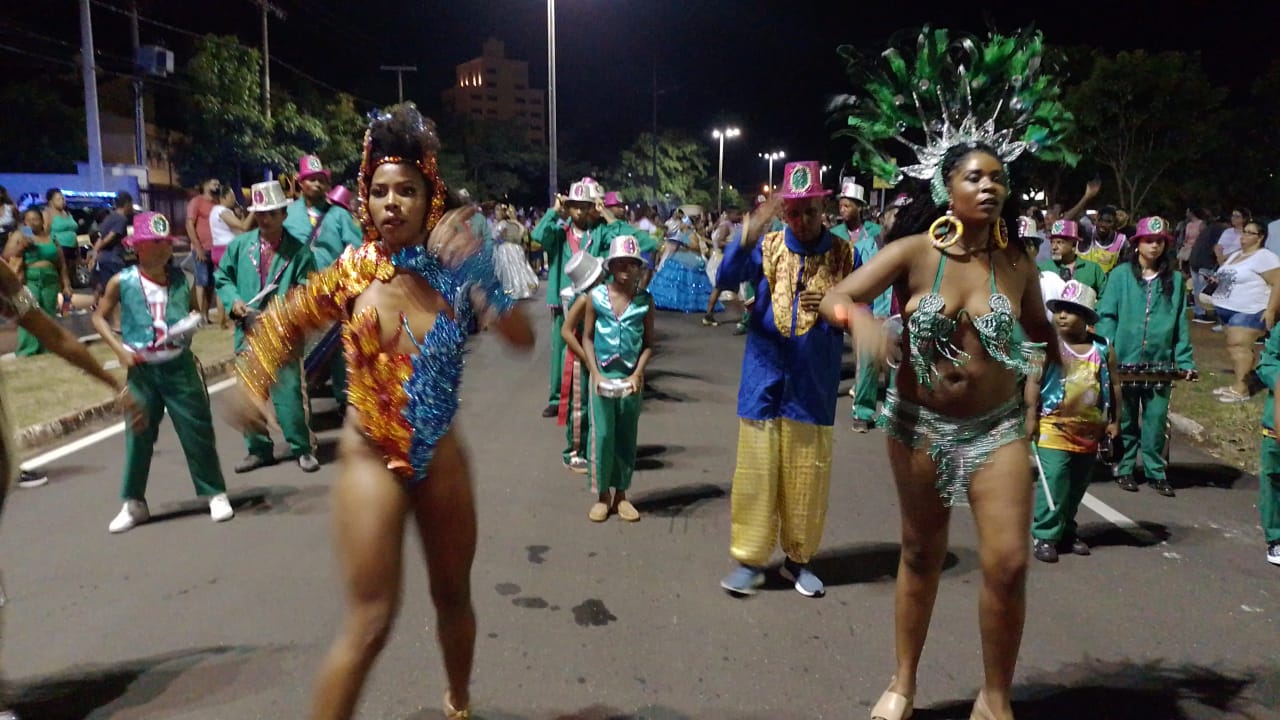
309,422,410,720
966,439,1034,720
885,437,951,704
411,429,477,713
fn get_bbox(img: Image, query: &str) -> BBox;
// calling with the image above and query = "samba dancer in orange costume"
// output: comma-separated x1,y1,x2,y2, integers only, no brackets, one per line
231,104,534,720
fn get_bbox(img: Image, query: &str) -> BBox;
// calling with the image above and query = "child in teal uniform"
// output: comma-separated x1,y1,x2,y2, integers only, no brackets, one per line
92,212,232,533
1028,280,1122,563
1094,216,1197,497
580,236,654,522
559,251,607,474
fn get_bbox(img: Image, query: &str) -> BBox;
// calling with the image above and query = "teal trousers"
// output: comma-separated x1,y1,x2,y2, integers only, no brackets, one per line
562,355,591,464
547,311,565,407
1116,386,1170,480
15,266,59,356
1261,437,1280,543
122,352,226,500
587,367,641,493
1032,446,1095,542
852,354,882,422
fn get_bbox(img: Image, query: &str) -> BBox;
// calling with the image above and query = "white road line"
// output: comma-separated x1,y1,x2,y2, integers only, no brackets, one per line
2,333,101,361
21,377,238,469
1081,491,1158,543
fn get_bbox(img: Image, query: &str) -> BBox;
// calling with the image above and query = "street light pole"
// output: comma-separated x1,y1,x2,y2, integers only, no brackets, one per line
79,0,105,190
380,65,418,103
712,127,740,212
759,150,785,191
546,0,558,205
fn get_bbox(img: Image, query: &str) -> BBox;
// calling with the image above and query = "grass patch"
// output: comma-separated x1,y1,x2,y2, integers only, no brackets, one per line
0,326,236,431
1170,323,1267,476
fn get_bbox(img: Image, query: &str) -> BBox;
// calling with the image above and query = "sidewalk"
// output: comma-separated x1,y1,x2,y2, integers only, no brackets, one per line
4,325,237,450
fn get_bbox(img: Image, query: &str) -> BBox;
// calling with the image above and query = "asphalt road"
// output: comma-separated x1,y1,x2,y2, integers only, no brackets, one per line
1,304,1277,719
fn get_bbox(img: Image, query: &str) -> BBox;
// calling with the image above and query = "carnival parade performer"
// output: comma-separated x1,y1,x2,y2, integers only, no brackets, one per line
215,180,321,474
1038,219,1107,297
228,103,533,720
1027,280,1121,563
576,236,653,522
718,161,856,599
1077,205,1128,273
1094,217,1197,497
493,203,540,300
830,178,888,430
92,212,232,533
1248,316,1280,566
285,154,363,268
648,218,722,313
532,179,657,418
820,28,1076,720
558,251,607,474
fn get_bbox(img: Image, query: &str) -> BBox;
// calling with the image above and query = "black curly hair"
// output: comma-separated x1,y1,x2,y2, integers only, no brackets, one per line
884,142,1024,252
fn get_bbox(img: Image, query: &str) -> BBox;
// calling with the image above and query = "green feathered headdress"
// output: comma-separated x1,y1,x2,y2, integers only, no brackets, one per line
830,26,1078,190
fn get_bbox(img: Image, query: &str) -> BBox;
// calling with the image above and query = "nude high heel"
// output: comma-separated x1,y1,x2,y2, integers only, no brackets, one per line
870,679,913,720
970,691,996,720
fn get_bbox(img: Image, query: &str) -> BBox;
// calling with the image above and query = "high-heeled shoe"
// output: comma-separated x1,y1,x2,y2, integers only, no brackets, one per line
969,691,995,720
444,691,470,719
870,681,913,720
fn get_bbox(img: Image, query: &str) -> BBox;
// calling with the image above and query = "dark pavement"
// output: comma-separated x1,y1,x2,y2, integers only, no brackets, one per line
1,303,1277,719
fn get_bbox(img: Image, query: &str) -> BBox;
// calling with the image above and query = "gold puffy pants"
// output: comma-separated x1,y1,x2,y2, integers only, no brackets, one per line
729,418,833,567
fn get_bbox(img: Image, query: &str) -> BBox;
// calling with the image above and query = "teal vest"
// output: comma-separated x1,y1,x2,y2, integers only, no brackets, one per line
118,265,192,349
590,284,649,371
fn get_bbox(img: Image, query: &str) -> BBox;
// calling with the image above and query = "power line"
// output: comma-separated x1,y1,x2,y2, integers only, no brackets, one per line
89,0,201,39
0,40,186,92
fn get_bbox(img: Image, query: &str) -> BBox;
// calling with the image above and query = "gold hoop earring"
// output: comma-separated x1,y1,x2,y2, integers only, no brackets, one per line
929,212,964,249
993,218,1008,249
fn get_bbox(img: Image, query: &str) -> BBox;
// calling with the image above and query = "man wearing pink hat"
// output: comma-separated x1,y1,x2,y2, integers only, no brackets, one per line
92,211,232,533
532,178,658,418
717,161,857,598
1038,219,1107,297
284,154,363,269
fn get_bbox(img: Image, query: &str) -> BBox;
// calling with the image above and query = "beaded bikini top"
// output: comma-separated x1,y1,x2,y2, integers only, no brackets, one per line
905,251,1043,388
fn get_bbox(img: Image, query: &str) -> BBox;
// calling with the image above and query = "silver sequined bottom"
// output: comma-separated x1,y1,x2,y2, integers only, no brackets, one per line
878,389,1026,507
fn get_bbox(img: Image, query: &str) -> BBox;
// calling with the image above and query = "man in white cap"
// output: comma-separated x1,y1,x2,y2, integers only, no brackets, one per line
532,177,658,418
215,180,320,474
830,178,886,431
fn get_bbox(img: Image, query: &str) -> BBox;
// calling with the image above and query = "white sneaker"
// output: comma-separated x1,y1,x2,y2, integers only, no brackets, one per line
108,500,150,533
209,493,235,523
1267,542,1280,566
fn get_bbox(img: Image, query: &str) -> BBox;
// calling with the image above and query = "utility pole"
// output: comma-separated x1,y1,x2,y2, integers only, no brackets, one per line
250,0,286,123
129,1,145,169
79,0,105,190
380,65,418,103
546,0,558,204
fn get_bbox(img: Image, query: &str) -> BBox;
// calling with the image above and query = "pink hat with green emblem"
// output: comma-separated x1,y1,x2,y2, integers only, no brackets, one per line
298,154,331,182
777,161,831,200
1131,216,1172,241
126,212,176,247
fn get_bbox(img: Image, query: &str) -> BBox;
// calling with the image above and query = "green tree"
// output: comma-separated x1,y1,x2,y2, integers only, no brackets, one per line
1067,50,1227,215
267,98,328,174
172,35,271,187
316,93,367,185
615,132,710,207
0,78,86,173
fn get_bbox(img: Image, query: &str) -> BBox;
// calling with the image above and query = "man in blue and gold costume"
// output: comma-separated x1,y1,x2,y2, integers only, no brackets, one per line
716,161,857,598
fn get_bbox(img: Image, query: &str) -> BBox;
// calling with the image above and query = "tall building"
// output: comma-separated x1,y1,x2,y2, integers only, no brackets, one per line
442,38,545,146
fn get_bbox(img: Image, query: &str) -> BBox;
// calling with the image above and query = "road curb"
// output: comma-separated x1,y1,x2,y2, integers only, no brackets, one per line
16,355,238,450
1169,411,1206,442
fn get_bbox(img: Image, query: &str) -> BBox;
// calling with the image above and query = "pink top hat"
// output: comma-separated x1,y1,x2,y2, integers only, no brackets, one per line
298,154,331,182
127,211,176,247
603,191,623,207
777,161,831,200
326,185,353,211
1049,219,1081,240
1132,216,1172,241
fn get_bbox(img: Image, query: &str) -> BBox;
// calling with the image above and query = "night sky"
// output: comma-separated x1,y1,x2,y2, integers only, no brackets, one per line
2,0,1275,195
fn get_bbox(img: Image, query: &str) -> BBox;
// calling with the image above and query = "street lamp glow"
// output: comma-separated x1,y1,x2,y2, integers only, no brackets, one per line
712,126,742,211
758,150,786,191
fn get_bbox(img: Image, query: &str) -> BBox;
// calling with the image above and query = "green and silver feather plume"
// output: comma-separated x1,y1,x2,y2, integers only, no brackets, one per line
830,27,1078,185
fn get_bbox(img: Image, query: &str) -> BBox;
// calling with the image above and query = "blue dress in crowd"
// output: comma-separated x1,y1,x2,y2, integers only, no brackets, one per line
648,235,722,313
